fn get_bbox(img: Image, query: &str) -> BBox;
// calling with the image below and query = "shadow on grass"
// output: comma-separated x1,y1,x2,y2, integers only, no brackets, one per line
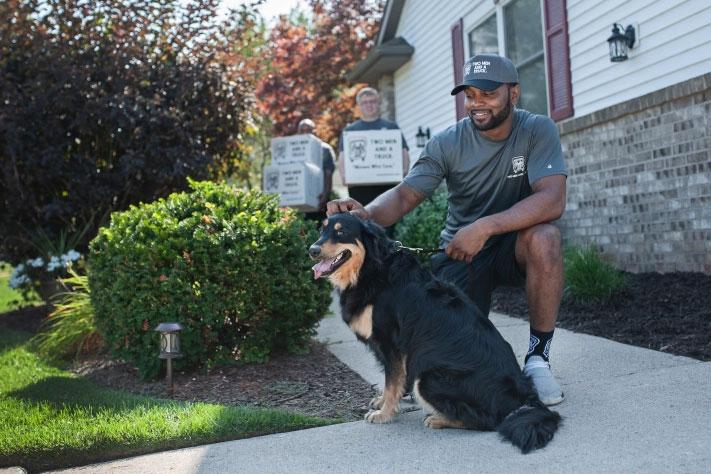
7,375,169,411
0,329,35,354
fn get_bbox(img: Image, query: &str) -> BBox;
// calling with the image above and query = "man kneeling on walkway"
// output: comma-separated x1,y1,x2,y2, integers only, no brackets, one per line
327,54,566,405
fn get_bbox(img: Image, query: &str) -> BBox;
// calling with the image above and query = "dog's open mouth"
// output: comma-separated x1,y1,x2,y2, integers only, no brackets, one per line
312,249,351,279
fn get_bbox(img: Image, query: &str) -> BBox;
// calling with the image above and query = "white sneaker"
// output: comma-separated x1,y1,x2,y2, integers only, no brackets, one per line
524,356,565,406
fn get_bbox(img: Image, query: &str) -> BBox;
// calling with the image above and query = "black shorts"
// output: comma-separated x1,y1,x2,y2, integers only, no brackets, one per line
430,232,525,317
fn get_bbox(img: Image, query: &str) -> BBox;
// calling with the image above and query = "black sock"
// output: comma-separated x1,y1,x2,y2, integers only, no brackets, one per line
525,328,554,363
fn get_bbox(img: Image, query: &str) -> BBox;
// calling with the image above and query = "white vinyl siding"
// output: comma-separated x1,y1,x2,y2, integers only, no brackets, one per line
567,0,711,117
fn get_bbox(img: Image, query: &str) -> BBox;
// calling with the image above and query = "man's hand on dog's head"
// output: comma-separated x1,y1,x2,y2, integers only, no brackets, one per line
326,197,370,220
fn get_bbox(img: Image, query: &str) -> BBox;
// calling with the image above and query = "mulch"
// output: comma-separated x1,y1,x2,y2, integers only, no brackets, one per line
492,272,711,361
2,271,709,421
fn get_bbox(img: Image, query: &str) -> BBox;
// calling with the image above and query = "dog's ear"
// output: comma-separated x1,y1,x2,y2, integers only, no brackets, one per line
360,219,390,265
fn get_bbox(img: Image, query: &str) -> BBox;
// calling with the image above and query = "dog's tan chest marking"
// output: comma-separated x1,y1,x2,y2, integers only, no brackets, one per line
349,305,373,339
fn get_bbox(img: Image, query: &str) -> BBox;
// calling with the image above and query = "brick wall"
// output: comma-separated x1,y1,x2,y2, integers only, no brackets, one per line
557,73,711,274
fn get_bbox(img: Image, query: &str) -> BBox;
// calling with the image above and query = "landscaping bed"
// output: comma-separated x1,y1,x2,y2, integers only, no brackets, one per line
492,271,711,361
1,270,708,440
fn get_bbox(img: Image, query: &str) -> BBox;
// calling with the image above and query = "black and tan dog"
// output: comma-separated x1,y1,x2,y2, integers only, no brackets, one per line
309,213,561,453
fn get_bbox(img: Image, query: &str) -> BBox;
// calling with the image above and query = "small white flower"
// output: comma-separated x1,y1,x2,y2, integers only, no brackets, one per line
9,267,30,289
46,255,64,272
62,250,81,262
28,257,45,268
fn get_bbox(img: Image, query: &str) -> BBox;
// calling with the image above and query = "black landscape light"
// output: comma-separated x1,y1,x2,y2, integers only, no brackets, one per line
155,322,183,393
416,126,431,148
607,23,636,62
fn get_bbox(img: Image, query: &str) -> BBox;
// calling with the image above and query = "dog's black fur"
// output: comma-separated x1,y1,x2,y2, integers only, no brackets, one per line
310,213,561,453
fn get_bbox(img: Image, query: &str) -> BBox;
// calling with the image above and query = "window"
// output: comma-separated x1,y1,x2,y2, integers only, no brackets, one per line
504,0,547,115
465,0,548,116
468,15,498,56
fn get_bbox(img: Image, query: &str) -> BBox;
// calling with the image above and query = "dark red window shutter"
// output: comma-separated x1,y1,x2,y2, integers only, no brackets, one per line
451,18,466,120
543,0,573,121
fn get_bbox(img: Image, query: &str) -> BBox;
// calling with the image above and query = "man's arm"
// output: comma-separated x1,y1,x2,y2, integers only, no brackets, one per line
446,175,566,262
326,182,426,226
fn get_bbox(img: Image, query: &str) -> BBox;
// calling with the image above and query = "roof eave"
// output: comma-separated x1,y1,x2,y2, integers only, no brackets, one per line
347,38,414,83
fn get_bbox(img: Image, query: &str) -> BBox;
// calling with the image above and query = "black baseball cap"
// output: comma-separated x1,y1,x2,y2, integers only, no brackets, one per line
451,54,519,95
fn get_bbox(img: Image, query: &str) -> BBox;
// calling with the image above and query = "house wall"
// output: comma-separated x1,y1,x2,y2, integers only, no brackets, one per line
568,0,711,118
558,73,711,273
386,0,711,273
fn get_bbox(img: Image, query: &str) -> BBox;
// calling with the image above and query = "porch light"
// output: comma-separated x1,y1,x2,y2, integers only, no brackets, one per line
416,126,431,148
155,322,183,392
607,23,635,62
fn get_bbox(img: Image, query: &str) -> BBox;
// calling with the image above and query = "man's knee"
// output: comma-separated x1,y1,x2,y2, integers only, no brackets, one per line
517,224,562,267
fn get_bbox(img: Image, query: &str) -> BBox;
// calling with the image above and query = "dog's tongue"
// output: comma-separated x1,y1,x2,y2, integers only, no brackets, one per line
312,258,335,279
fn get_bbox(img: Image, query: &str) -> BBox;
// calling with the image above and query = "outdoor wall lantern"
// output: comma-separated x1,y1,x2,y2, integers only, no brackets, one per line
416,126,431,148
155,322,183,393
607,23,636,62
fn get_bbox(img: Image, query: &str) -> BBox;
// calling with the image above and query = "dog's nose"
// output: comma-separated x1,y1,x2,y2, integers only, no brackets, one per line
309,244,321,259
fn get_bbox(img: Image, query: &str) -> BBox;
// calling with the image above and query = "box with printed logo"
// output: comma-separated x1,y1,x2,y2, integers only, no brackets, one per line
270,134,322,169
343,130,402,185
263,162,323,212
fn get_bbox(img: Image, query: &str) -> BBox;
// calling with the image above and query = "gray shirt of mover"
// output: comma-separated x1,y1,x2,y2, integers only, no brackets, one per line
403,109,567,248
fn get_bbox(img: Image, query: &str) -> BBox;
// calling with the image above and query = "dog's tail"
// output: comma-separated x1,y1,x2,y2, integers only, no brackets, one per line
496,402,562,454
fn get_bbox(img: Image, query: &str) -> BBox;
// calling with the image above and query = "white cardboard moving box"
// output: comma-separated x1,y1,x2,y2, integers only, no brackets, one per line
343,129,402,185
270,134,322,168
263,162,323,212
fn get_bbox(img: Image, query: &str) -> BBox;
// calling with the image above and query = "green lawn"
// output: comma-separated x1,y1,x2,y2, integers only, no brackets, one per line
0,330,333,471
0,265,42,312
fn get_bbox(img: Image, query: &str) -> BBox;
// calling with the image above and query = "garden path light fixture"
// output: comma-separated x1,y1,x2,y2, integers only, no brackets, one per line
155,322,183,393
607,23,636,62
416,126,431,148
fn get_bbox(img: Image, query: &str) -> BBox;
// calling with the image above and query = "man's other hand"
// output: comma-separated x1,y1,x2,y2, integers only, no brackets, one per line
445,219,492,263
326,197,369,219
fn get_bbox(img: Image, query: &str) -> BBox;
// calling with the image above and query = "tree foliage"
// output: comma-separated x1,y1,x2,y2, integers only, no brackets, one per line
0,0,260,264
257,0,383,147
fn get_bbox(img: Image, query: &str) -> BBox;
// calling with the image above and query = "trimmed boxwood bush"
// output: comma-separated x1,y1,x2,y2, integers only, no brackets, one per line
88,180,331,378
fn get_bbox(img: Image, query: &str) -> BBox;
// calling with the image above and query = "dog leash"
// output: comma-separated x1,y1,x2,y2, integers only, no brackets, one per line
391,241,444,255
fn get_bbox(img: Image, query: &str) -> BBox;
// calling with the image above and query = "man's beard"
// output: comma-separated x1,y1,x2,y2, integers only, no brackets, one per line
469,97,512,131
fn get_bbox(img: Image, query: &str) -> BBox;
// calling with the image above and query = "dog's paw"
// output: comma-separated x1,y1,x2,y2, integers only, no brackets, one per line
364,409,395,424
424,414,464,430
424,415,445,429
368,395,384,410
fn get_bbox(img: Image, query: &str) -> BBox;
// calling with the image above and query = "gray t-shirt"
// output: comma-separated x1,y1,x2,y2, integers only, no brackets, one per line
403,109,567,247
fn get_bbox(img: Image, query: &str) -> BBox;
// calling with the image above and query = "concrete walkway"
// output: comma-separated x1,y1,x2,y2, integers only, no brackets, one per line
46,296,711,474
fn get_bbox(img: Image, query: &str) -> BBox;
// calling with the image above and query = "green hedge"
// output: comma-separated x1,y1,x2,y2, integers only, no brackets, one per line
88,180,331,378
394,188,448,255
